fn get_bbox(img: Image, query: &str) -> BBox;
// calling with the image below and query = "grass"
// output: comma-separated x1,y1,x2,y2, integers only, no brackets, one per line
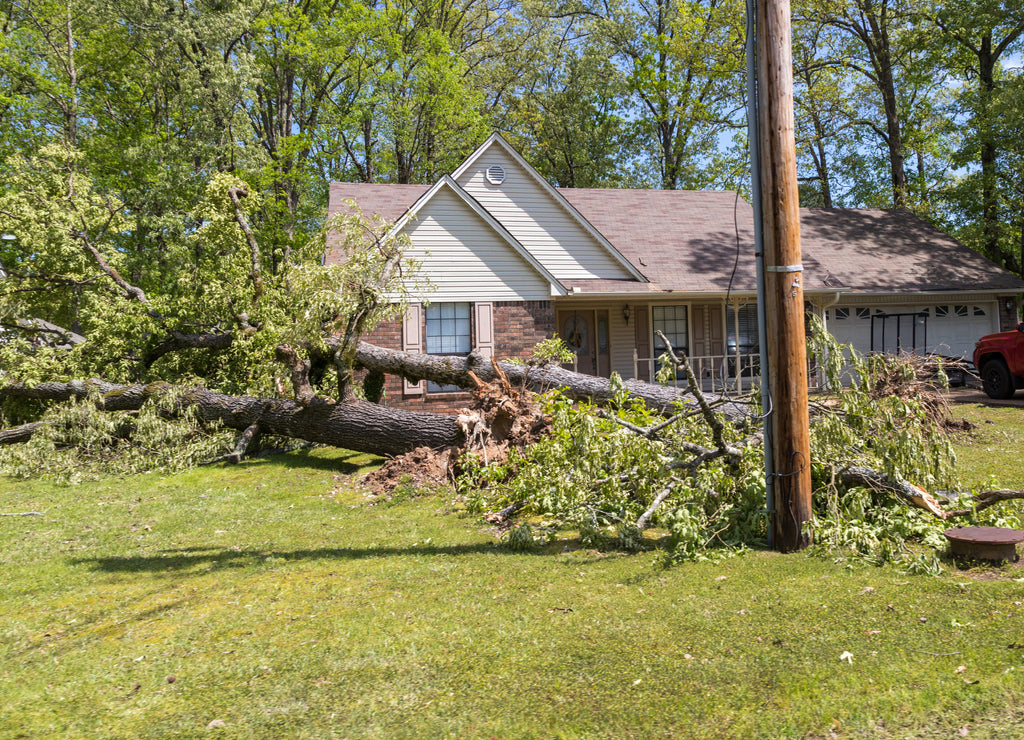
948,398,1024,488
1,406,1024,739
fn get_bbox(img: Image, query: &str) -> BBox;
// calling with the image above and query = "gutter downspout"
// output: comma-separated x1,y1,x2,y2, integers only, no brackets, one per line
816,291,843,390
746,0,773,548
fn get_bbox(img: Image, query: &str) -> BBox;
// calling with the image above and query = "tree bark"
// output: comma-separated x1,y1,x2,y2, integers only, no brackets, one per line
351,341,751,419
0,380,462,457
144,331,235,367
0,422,45,445
838,466,1024,520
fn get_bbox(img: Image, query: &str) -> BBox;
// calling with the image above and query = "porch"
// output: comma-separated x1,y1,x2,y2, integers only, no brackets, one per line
553,296,839,392
630,348,763,392
555,298,776,390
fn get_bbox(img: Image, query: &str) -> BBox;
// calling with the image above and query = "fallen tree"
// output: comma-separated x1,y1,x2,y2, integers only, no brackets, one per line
3,328,1024,574
4,339,1023,528
1,334,755,455
0,377,462,457
350,341,750,419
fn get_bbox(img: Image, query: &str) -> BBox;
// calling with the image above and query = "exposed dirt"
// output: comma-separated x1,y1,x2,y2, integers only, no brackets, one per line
361,358,551,496
361,445,455,496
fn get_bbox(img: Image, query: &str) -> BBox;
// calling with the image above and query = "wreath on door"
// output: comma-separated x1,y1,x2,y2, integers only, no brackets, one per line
563,316,587,352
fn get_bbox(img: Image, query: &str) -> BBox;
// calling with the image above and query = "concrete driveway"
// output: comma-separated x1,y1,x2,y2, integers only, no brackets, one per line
945,384,1024,407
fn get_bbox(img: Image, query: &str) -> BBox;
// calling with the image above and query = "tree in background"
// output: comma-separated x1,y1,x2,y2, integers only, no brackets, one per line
501,12,631,188
932,0,1024,268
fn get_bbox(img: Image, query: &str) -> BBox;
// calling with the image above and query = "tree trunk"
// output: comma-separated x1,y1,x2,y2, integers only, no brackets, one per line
978,35,1000,260
1,343,751,457
0,380,462,457
351,341,751,419
0,422,45,446
878,62,907,209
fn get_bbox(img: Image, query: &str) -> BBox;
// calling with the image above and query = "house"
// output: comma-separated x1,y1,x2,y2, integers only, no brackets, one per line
327,134,1024,411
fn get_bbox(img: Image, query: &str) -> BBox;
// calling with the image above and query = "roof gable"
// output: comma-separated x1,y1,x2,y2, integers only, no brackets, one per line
452,134,647,283
396,176,566,296
327,177,567,300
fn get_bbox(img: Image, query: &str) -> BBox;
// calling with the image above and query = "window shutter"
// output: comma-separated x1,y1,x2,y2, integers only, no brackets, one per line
402,303,424,395
474,302,494,358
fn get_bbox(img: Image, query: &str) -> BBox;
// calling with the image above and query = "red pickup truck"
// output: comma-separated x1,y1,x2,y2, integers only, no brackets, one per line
973,323,1024,398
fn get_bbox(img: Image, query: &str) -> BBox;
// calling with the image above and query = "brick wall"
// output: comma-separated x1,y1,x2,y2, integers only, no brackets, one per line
997,295,1020,331
360,300,555,413
494,301,557,358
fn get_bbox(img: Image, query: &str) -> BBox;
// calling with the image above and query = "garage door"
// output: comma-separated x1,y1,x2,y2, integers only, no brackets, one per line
918,304,995,359
826,302,996,359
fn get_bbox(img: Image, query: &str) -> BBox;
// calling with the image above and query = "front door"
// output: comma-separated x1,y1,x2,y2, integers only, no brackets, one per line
557,309,611,377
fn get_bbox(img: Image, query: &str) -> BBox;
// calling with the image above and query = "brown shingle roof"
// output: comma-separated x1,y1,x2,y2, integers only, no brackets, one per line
797,208,1024,293
559,188,759,293
328,183,429,223
326,181,1024,295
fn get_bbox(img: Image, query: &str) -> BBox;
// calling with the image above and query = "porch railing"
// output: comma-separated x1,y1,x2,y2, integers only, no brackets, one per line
632,350,821,392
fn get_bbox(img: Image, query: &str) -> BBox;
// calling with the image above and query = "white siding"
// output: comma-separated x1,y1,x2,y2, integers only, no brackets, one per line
402,188,554,302
456,146,634,282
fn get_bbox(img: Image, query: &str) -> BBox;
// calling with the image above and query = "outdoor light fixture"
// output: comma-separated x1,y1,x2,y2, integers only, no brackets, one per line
1006,298,1015,312
623,304,631,325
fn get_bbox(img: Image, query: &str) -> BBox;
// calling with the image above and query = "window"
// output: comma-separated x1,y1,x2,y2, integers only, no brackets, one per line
426,303,471,354
727,305,759,355
652,305,688,354
425,303,471,392
834,307,850,320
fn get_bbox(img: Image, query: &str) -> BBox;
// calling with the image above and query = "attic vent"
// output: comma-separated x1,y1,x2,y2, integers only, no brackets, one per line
485,164,506,185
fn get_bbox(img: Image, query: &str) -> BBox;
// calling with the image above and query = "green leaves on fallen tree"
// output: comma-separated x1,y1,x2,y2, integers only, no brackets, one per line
0,389,232,484
459,381,767,564
459,322,1021,570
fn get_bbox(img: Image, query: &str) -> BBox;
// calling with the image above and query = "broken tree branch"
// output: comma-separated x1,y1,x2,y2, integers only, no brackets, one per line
144,330,235,367
940,489,1024,519
656,330,731,450
839,466,949,517
203,422,262,465
228,186,264,300
0,421,46,445
275,344,318,406
636,478,681,530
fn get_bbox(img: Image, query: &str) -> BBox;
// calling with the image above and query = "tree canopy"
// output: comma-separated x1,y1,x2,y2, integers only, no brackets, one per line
1,0,1023,397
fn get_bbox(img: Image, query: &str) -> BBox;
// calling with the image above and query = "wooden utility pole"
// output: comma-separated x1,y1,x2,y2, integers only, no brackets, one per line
756,0,813,551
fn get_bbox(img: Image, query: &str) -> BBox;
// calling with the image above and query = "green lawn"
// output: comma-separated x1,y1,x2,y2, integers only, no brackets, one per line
2,403,1024,739
948,397,1024,489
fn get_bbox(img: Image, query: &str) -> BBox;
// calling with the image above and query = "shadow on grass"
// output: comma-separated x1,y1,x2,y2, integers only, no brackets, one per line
241,447,381,475
72,538,675,574
73,542,512,573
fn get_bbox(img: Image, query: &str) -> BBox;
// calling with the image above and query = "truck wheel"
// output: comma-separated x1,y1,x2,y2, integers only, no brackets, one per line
981,358,1016,399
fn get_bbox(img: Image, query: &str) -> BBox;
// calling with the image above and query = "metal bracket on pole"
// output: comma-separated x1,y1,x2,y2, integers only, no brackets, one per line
765,265,803,272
